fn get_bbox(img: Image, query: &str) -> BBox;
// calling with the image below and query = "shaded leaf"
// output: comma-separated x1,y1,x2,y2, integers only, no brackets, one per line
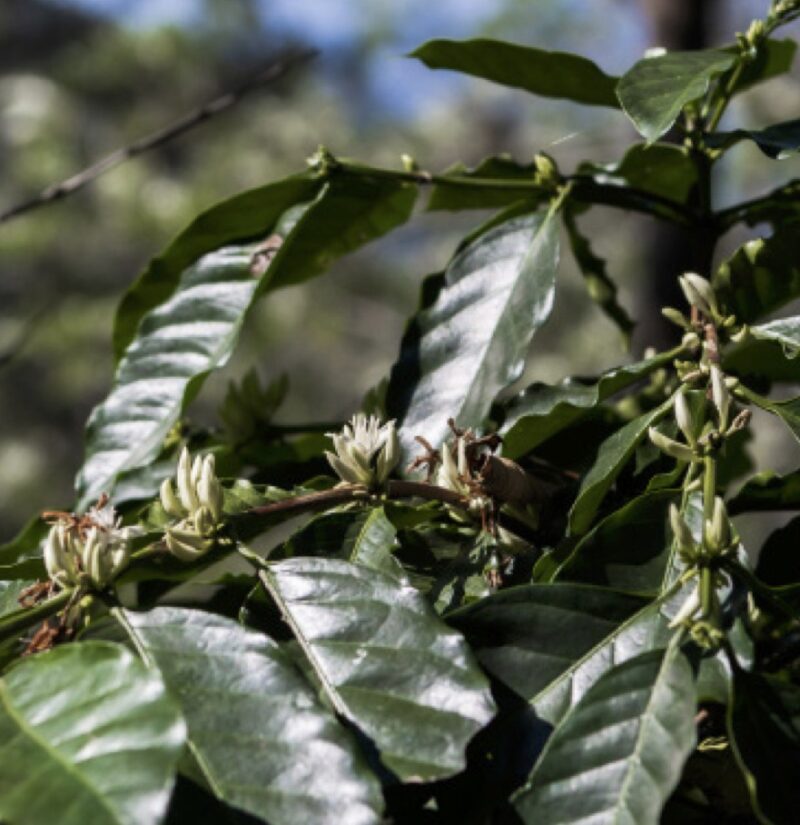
724,336,800,386
0,642,185,825
568,398,673,535
617,49,735,142
389,208,560,460
262,557,496,781
513,647,696,825
563,206,635,340
0,580,33,619
445,583,648,701
0,516,48,581
578,142,697,204
501,348,678,459
713,226,800,324
427,155,542,212
81,175,416,507
278,506,402,576
755,515,800,586
119,607,383,825
729,469,800,514
728,670,800,825
731,38,797,92
738,384,800,446
707,117,800,159
411,39,619,107
557,489,680,591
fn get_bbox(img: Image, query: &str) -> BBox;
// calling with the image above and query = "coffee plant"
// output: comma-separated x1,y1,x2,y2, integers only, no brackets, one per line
2,2,800,823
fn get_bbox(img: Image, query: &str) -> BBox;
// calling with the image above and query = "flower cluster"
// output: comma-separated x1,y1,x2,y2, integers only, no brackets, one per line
326,414,400,489
160,448,224,561
44,498,140,590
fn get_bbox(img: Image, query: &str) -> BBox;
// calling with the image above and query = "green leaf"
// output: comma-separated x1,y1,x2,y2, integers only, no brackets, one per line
728,670,800,825
738,384,800,446
578,142,697,204
513,647,696,825
411,39,619,107
79,175,416,507
427,155,541,212
279,506,403,576
0,516,48,580
500,348,677,459
0,641,185,825
118,607,383,825
751,316,800,359
713,226,800,324
557,490,679,591
563,206,634,340
731,38,797,93
261,557,496,781
755,515,800,586
729,469,800,514
724,336,800,385
389,207,559,459
617,49,736,142
568,398,673,535
0,580,33,618
113,174,317,361
445,583,648,700
707,117,800,159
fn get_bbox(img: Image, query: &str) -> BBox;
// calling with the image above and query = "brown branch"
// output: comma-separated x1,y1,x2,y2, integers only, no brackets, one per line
0,49,316,226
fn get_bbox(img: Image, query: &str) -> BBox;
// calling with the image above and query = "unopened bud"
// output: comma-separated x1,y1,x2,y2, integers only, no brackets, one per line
662,307,690,328
669,503,695,550
648,427,696,463
198,455,223,522
710,366,731,430
679,273,718,317
674,391,696,445
160,478,184,519
177,447,200,512
705,496,732,551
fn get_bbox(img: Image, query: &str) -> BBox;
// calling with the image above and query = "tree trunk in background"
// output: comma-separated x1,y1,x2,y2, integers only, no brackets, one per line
637,0,720,351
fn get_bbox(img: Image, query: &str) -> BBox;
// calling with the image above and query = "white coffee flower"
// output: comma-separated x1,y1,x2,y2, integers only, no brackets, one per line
160,447,224,562
44,500,138,590
326,414,400,487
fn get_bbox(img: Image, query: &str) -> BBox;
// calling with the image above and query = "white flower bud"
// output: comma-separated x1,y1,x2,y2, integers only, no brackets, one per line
679,273,718,317
326,414,399,488
177,447,200,512
44,524,79,588
669,503,695,551
674,391,696,446
661,307,689,328
648,427,696,463
710,366,730,430
437,440,468,495
705,496,732,552
198,455,223,522
668,582,702,628
165,524,212,562
81,527,109,588
160,478,185,519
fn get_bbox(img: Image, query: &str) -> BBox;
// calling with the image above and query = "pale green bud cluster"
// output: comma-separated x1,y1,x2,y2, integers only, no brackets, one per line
669,498,736,568
44,501,139,590
325,414,400,489
160,448,224,561
436,436,491,518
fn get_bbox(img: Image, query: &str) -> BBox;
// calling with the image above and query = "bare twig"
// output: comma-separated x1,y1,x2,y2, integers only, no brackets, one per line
0,49,316,226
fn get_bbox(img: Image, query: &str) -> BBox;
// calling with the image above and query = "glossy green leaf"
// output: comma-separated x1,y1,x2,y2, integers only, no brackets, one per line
0,580,32,618
0,641,185,825
739,384,800,446
723,336,800,385
578,142,697,204
558,490,679,591
81,175,416,507
713,226,800,324
617,49,735,142
513,647,696,825
707,117,800,159
411,39,619,107
389,208,559,460
568,398,673,535
729,469,800,514
751,316,800,359
728,670,800,825
563,206,635,340
501,348,678,459
278,506,402,576
445,583,648,700
119,607,383,825
731,38,797,92
261,557,496,781
427,155,542,211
